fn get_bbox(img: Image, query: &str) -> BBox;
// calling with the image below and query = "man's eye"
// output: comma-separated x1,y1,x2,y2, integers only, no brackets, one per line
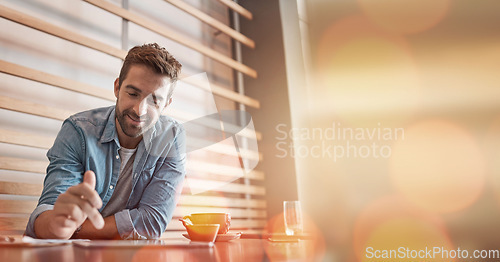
128,93,138,97
147,97,159,107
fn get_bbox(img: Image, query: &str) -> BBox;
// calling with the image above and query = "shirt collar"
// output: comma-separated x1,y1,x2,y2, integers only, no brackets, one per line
143,122,157,150
99,106,159,148
99,107,119,145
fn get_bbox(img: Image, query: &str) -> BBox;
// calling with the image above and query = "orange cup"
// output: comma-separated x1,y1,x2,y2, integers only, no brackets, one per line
185,224,220,242
182,213,231,234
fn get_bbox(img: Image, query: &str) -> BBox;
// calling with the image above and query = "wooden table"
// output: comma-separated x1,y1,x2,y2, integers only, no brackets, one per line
0,238,322,262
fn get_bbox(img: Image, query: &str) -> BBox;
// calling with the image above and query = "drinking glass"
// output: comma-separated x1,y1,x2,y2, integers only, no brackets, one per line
283,201,303,236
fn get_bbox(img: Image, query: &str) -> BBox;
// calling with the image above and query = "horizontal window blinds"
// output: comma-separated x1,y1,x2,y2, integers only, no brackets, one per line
0,0,265,238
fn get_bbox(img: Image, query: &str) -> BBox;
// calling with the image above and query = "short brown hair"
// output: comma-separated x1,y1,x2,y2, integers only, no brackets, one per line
118,43,182,99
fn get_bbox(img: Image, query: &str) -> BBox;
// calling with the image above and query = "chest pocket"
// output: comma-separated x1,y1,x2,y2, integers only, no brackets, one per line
128,164,156,207
139,164,156,181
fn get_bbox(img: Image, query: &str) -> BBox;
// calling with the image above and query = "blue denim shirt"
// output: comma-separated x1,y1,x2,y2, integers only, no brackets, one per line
25,106,186,239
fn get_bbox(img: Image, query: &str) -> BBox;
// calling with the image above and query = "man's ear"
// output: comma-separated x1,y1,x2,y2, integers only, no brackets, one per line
114,78,120,99
161,98,173,113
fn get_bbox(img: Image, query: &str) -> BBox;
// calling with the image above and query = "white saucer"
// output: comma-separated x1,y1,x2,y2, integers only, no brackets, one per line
182,232,241,242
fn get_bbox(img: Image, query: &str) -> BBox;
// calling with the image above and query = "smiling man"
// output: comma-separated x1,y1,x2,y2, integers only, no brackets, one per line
25,43,186,240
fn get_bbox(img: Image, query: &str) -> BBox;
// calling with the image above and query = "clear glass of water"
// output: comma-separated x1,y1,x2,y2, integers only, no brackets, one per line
283,201,303,236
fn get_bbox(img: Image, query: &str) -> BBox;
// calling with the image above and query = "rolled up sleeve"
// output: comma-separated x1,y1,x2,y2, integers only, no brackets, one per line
24,204,54,238
25,120,85,237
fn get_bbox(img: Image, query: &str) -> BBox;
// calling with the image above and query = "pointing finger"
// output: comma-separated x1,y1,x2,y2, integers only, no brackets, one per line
66,184,103,209
83,170,96,189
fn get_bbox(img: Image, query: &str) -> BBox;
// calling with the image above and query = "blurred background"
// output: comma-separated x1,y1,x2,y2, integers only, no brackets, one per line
257,0,500,261
1,0,500,261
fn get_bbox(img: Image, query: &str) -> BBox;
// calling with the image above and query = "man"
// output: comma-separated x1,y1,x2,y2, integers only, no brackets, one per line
25,43,186,240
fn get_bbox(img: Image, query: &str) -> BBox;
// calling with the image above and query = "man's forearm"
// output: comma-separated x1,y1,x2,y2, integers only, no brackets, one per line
34,210,74,239
71,215,120,239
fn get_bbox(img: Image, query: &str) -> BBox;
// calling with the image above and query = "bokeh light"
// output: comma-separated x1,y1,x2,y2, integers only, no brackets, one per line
390,119,485,213
315,15,420,125
415,41,500,112
363,218,454,262
357,0,451,35
353,195,453,262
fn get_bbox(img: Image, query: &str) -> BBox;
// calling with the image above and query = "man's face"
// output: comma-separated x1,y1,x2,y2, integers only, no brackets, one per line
114,64,172,139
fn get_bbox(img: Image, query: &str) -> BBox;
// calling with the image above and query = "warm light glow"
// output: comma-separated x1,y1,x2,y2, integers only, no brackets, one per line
264,212,326,261
357,0,451,35
264,212,291,237
390,120,485,213
485,115,500,208
415,42,500,112
214,240,265,261
363,218,454,262
354,196,453,261
315,16,420,124
132,247,192,261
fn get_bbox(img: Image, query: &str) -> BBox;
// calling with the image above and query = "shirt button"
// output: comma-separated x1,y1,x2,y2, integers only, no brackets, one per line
109,185,114,189
116,155,119,159
134,173,137,178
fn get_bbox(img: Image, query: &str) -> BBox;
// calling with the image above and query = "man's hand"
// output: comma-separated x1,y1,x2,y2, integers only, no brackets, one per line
35,171,105,239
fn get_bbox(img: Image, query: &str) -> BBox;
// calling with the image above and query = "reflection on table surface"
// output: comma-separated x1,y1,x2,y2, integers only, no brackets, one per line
0,238,325,262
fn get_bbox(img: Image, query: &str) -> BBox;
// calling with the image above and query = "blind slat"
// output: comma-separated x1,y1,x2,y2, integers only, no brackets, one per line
217,0,253,20
167,107,262,141
0,60,115,100
0,95,72,121
0,4,127,59
179,195,266,209
185,178,266,195
0,217,28,232
82,0,257,78
0,200,37,214
188,160,264,180
0,128,54,149
0,181,43,197
163,0,255,48
0,157,47,175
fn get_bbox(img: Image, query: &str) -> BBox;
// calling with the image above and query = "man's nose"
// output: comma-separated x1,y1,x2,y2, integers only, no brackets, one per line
133,98,148,116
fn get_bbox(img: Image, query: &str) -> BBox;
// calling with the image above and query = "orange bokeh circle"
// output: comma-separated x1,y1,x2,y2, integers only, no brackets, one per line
357,0,451,35
353,195,454,262
390,119,485,214
315,15,421,125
